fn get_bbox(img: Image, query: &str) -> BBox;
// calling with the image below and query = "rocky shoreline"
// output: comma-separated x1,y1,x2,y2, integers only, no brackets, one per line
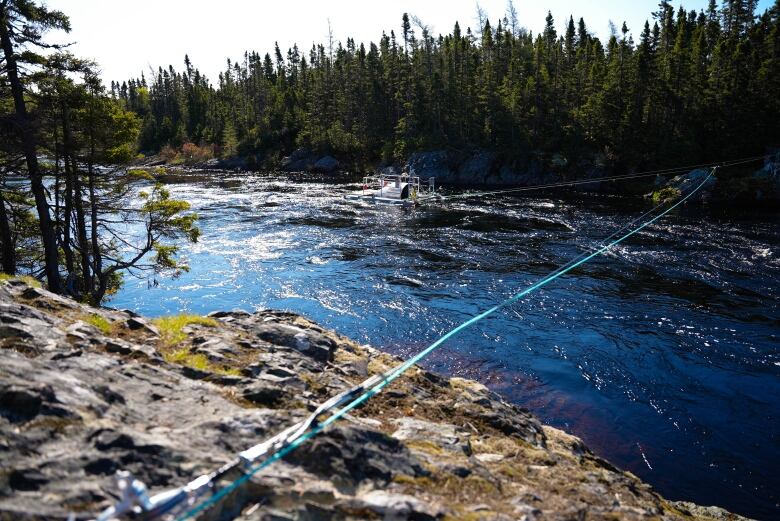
0,278,754,520
137,148,780,207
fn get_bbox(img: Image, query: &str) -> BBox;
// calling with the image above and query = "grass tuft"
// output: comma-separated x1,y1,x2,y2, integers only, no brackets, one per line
0,273,42,288
404,439,447,456
165,348,210,370
85,314,113,334
163,347,241,376
153,315,238,376
153,314,218,346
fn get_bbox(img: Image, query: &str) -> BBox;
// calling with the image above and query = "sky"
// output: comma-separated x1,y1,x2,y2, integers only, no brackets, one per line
45,0,775,85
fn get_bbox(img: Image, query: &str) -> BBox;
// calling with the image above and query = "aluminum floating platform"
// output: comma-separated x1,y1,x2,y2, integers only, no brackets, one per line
344,174,440,207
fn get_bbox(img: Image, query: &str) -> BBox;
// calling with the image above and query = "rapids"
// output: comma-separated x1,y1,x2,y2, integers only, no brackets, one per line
112,172,780,519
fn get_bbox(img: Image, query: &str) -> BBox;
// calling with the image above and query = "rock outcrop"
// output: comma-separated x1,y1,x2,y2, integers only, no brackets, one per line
406,151,454,183
404,150,603,188
0,278,752,521
280,149,341,174
650,160,780,206
281,148,318,172
403,150,780,204
652,168,717,202
313,155,340,173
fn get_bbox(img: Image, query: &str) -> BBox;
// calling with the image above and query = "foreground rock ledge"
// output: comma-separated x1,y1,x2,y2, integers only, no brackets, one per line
0,279,750,521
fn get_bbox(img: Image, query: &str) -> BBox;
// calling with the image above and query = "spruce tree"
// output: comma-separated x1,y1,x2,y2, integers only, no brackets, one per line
0,0,70,291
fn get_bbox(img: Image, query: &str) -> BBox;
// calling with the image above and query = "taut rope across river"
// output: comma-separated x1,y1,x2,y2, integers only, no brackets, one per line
92,157,765,521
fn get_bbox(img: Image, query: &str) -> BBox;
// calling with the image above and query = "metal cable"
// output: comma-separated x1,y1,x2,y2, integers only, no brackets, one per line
442,155,764,201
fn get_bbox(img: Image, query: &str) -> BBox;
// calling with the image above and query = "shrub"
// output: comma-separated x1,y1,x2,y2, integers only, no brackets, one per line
181,142,215,164
651,187,682,204
158,143,216,165
159,144,179,162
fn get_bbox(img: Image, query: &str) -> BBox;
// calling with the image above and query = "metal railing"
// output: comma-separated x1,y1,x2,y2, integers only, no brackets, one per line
359,174,435,198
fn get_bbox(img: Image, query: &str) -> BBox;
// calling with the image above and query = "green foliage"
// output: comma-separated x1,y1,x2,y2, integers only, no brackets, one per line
155,315,240,377
100,270,125,300
115,3,779,172
137,183,200,275
127,169,155,181
105,105,141,162
220,121,239,159
651,187,683,204
0,1,202,303
164,349,210,369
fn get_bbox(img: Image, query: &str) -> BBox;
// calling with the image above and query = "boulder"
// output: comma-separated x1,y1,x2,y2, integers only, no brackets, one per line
0,299,66,352
286,425,424,483
656,168,717,202
392,417,472,456
125,317,159,337
313,155,339,173
749,151,780,199
104,338,160,360
406,151,454,183
457,151,497,183
288,147,313,161
493,159,554,187
571,159,609,193
250,321,336,362
217,157,248,170
280,148,316,172
242,381,287,406
191,337,240,361
668,168,716,190
348,490,444,521
18,286,79,310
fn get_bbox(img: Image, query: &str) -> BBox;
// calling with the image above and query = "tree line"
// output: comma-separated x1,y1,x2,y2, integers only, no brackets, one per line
1,0,198,300
116,0,779,171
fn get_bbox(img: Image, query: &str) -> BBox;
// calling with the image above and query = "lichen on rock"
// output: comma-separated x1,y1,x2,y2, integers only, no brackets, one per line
0,277,753,520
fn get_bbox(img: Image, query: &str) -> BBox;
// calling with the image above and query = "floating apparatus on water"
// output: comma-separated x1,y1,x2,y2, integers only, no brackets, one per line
344,173,441,207
90,155,769,521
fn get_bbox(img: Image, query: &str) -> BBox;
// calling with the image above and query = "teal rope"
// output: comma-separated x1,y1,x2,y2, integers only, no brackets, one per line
177,169,714,520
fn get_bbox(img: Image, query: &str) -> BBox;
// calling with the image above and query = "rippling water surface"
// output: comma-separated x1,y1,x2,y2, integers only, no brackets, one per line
112,172,780,519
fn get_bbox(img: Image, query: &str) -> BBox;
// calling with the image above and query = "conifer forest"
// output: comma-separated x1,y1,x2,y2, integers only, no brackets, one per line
116,1,779,169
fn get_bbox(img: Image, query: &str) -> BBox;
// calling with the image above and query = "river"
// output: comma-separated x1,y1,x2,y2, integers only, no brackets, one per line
110,171,780,519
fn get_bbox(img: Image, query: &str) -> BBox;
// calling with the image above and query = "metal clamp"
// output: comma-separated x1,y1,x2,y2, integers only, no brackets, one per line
93,471,213,521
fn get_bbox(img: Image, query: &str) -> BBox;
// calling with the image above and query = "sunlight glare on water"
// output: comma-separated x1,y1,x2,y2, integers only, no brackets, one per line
112,172,780,519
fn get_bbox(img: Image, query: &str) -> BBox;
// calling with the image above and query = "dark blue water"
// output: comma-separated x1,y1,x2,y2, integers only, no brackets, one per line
111,172,780,519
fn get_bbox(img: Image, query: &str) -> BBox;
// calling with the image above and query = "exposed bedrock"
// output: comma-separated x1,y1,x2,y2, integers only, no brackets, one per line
0,278,753,520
